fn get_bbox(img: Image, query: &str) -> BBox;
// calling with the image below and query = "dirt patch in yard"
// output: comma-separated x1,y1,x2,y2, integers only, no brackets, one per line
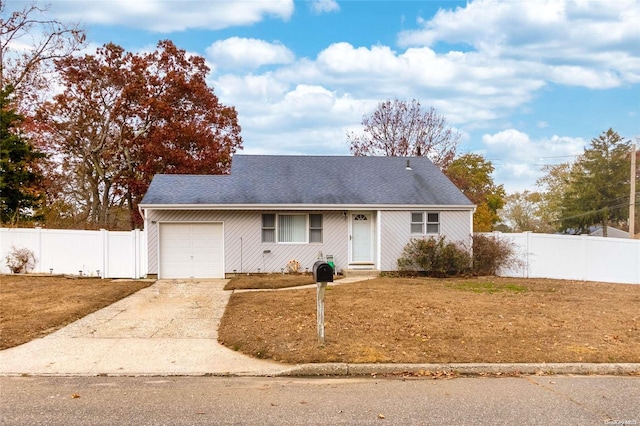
225,273,343,290
0,275,153,350
225,273,316,290
218,276,640,364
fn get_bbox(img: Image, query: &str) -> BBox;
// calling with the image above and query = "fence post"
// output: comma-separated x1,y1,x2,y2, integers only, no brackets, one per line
133,229,140,279
35,227,43,273
636,239,640,284
524,231,532,278
100,229,107,279
581,234,590,282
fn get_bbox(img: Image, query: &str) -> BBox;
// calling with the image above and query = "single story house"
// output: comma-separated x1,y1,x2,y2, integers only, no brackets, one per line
138,155,475,279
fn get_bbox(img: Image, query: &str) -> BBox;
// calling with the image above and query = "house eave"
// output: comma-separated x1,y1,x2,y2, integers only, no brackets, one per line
139,203,476,212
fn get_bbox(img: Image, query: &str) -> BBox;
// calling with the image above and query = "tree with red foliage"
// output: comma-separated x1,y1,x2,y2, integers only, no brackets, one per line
37,40,242,229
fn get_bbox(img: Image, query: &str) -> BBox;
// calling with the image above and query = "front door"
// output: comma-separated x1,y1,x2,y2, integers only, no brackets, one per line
350,213,373,263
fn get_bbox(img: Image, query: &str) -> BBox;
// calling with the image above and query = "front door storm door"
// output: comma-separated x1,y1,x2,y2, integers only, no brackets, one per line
350,213,373,263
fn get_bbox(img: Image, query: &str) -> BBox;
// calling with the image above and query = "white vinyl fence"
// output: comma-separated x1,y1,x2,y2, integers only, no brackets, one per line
486,232,640,285
0,227,146,279
3,227,638,283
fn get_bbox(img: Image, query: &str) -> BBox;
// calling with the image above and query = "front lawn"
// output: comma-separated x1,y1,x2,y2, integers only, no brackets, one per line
218,276,640,364
0,275,153,350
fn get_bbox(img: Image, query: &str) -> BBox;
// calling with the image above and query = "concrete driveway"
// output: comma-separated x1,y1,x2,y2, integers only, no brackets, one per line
3,277,636,378
0,279,287,376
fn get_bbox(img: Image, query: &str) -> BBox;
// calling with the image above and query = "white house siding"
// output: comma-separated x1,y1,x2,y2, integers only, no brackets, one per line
146,210,348,276
379,210,473,271
440,210,474,248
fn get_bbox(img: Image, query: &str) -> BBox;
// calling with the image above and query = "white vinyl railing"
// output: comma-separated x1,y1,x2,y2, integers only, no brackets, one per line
0,227,147,279
483,231,640,285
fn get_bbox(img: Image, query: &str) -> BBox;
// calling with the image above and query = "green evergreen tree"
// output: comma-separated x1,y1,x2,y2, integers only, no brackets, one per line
0,87,46,225
560,128,630,235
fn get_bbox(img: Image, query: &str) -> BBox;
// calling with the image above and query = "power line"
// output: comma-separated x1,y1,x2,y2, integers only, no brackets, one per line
553,200,635,223
538,155,581,159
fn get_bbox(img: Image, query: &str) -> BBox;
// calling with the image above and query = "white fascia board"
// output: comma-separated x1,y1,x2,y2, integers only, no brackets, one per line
139,204,476,211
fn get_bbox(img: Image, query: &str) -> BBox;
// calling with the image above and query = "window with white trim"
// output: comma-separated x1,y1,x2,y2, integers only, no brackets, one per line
279,214,306,243
261,213,324,243
309,214,323,243
411,211,440,234
262,214,276,243
426,212,440,234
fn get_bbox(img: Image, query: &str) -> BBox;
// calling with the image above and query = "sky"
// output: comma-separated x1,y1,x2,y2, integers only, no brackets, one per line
8,0,640,193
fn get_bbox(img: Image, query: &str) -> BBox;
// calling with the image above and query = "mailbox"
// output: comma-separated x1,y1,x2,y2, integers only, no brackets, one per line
313,261,334,283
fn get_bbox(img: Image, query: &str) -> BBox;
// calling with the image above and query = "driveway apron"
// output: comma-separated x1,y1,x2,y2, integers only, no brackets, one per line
0,279,285,376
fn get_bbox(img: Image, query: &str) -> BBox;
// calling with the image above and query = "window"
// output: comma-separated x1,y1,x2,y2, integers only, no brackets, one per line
309,214,323,243
263,213,324,243
411,212,440,234
262,214,275,242
279,214,306,243
426,212,440,234
410,212,424,234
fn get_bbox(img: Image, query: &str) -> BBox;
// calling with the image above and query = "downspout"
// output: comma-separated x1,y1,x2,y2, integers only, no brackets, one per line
376,210,382,270
137,206,147,279
138,205,146,224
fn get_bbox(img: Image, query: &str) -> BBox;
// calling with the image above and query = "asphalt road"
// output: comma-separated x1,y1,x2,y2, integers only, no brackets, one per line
1,375,638,425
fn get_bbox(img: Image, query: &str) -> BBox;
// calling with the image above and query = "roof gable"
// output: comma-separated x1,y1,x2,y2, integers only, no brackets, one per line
140,155,473,207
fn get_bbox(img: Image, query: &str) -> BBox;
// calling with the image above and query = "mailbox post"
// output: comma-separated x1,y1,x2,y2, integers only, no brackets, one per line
313,261,333,344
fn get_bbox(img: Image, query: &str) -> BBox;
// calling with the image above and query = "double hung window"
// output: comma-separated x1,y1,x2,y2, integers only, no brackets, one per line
410,212,440,234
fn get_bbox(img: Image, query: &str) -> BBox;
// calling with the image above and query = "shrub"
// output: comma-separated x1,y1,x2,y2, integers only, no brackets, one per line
4,246,37,273
397,236,471,277
472,233,518,276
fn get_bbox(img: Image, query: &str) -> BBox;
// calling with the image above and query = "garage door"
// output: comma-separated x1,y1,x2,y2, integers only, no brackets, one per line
159,223,224,279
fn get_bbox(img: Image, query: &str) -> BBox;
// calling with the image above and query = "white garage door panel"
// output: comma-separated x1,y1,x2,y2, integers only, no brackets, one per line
160,223,224,279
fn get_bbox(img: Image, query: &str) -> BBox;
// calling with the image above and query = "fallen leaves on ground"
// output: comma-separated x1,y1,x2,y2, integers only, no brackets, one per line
219,276,640,364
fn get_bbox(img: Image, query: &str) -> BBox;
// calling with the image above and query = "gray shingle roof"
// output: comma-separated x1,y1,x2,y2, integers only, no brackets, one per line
139,155,473,207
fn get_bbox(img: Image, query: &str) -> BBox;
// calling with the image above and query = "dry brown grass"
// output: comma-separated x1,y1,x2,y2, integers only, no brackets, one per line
225,273,317,290
0,274,153,350
218,276,640,364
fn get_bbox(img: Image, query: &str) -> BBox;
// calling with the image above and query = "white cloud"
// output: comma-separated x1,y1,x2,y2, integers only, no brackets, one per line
398,0,640,88
206,37,295,70
38,0,636,192
309,0,340,14
316,43,401,75
51,0,294,32
208,37,559,163
482,129,585,192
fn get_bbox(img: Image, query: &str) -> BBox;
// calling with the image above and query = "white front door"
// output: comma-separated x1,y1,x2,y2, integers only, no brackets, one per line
350,213,373,263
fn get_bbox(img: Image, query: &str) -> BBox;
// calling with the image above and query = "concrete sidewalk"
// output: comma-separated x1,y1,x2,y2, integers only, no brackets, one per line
1,278,638,377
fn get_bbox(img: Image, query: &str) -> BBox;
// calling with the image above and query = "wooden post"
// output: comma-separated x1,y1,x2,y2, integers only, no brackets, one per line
631,143,636,239
316,281,327,344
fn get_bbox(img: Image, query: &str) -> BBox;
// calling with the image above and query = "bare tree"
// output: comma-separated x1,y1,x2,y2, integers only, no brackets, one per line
347,99,460,168
0,1,85,106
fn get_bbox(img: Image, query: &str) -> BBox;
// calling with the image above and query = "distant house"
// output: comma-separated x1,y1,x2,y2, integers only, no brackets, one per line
138,155,475,279
589,226,631,239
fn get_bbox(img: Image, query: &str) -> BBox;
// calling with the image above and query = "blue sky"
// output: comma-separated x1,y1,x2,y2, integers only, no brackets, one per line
11,0,640,192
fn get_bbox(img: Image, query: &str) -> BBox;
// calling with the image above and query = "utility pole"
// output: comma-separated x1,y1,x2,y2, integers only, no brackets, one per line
631,143,637,238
